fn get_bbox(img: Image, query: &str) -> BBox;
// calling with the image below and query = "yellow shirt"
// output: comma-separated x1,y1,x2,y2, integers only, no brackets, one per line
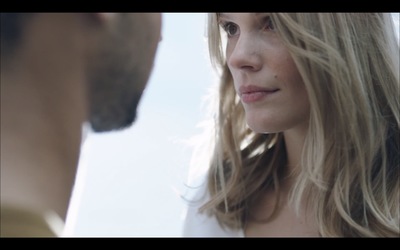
1,204,64,237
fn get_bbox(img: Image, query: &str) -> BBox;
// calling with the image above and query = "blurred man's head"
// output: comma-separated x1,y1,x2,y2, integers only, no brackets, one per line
1,13,162,133
86,13,162,132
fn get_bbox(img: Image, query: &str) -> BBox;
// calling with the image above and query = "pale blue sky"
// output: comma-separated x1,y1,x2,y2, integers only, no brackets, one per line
65,13,399,237
66,13,215,237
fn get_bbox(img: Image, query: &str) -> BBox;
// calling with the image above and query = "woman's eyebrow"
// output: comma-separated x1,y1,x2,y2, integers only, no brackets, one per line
218,13,230,20
254,13,269,17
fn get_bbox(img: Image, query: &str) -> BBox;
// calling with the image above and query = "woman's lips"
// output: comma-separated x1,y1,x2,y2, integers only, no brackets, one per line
239,85,280,104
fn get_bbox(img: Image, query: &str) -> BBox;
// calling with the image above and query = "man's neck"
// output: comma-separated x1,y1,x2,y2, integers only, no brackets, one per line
1,61,86,222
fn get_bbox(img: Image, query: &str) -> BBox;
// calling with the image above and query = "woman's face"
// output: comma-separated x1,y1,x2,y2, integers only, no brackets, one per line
220,13,310,134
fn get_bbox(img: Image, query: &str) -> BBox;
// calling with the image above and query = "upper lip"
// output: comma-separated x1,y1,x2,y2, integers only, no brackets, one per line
238,85,280,96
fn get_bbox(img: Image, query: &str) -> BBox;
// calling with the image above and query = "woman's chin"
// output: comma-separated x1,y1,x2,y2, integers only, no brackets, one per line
246,121,282,134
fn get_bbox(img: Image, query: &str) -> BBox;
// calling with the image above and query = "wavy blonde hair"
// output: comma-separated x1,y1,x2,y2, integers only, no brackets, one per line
197,13,399,237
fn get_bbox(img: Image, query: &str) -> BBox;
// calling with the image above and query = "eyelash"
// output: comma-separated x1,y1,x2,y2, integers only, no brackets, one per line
219,16,275,38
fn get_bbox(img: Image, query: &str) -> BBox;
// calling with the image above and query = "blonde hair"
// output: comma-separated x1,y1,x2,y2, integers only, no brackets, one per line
199,13,399,237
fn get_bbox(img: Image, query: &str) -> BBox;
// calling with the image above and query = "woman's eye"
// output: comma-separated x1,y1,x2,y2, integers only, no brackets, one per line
222,22,239,37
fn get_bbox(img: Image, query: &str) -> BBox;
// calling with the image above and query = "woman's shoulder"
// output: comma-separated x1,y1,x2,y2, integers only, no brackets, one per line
181,172,243,237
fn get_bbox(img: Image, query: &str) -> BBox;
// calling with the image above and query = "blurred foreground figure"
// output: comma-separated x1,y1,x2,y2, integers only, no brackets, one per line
1,13,162,237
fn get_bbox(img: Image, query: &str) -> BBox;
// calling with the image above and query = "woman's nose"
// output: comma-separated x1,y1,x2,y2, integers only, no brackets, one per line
227,33,262,72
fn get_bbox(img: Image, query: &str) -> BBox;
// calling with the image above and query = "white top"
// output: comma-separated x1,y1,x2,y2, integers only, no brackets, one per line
181,173,244,237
